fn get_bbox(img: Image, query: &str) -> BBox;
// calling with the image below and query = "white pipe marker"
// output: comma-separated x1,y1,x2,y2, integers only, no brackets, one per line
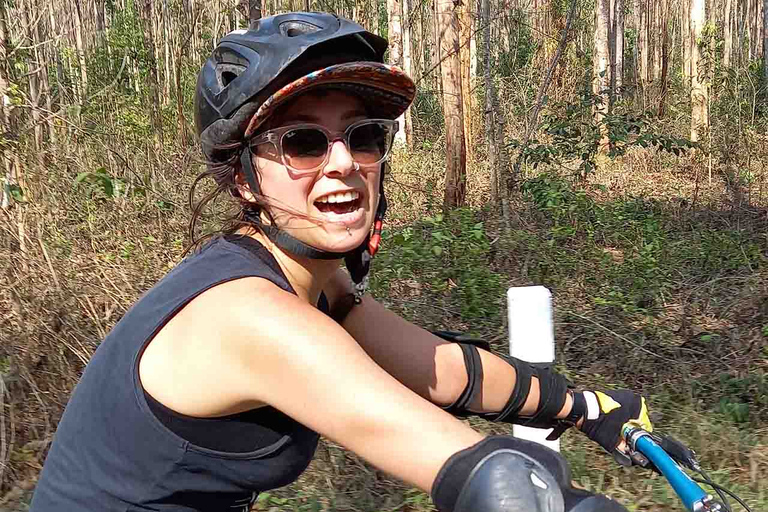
507,286,560,452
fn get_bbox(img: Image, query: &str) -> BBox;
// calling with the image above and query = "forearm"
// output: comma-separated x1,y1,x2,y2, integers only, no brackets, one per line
459,347,574,420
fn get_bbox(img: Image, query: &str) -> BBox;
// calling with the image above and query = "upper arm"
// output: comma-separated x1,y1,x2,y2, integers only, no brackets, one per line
221,278,483,493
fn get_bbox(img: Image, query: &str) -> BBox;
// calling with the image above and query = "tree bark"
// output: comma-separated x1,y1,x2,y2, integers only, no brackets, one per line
764,0,768,81
163,0,171,104
138,0,164,151
241,0,262,27
433,0,443,98
23,3,43,154
387,0,407,145
638,0,647,87
658,0,670,117
724,0,733,67
73,0,89,103
613,0,624,91
0,0,12,206
402,0,413,144
690,0,707,142
459,2,473,161
594,0,611,148
436,0,466,209
482,0,498,204
682,0,691,84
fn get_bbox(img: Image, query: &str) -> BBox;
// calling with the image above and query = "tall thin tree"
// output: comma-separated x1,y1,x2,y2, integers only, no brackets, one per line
436,0,466,208
594,0,611,149
690,0,707,142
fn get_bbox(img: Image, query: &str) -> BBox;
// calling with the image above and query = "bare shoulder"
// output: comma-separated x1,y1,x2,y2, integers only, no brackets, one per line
139,275,313,417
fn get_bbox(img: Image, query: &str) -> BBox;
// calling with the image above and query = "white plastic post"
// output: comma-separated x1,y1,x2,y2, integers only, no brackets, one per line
507,286,560,452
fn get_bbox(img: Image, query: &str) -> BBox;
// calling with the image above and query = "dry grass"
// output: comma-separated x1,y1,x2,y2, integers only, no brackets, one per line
2,126,768,511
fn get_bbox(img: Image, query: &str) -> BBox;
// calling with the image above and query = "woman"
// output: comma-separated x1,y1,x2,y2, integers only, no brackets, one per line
31,12,651,512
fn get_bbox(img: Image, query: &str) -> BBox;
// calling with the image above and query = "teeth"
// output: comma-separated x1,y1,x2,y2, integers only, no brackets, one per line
318,190,360,204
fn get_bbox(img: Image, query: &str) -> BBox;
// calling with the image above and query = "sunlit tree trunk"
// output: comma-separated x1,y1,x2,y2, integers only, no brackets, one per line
163,0,171,104
73,0,89,103
138,0,164,151
637,0,647,87
690,0,707,142
387,0,407,145
658,0,670,116
594,0,611,148
724,0,733,67
401,0,413,144
0,0,12,207
764,0,768,81
433,0,443,98
482,0,497,204
459,2,473,161
23,3,43,154
613,0,624,91
682,0,691,84
436,0,466,208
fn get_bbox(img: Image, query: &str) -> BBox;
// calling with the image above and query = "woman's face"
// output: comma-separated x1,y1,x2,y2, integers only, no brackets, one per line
250,90,382,255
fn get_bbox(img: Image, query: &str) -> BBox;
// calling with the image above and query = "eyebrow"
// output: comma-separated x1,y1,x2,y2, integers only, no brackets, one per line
283,109,368,124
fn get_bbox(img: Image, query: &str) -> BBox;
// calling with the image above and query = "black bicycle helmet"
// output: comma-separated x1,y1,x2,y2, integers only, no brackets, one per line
194,12,416,293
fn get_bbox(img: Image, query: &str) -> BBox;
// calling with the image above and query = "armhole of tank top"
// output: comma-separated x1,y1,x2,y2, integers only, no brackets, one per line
131,272,294,460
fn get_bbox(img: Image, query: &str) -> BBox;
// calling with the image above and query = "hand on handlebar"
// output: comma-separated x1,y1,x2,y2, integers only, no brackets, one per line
576,390,653,466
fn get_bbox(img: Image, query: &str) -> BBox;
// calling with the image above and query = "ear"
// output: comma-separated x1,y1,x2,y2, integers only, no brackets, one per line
234,170,258,203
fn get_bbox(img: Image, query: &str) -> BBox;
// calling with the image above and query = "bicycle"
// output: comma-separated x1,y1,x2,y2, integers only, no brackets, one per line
619,426,752,512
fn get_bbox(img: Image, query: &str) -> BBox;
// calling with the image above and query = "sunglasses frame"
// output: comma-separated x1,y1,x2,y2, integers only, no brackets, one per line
247,118,399,174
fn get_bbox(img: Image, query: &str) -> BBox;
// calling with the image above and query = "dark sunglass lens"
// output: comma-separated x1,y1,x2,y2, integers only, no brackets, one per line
349,122,390,164
282,128,328,170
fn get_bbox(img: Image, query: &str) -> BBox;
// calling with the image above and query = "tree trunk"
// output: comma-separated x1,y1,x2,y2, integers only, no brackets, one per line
241,0,262,27
614,0,624,91
690,0,707,142
682,0,691,85
436,0,466,208
482,0,498,205
638,0,647,87
433,0,443,98
0,0,12,207
387,0,407,145
24,4,43,154
73,0,89,102
402,0,413,144
138,0,164,151
459,2,473,161
163,0,171,104
658,0,670,117
594,0,611,148
764,0,768,81
724,0,733,66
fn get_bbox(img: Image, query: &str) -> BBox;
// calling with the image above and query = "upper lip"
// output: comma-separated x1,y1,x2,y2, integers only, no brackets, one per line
313,188,364,202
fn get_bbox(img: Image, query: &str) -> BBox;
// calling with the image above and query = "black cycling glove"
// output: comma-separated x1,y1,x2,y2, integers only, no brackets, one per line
577,389,653,465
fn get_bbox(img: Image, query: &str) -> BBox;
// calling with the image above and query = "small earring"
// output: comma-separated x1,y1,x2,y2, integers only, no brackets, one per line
353,162,360,171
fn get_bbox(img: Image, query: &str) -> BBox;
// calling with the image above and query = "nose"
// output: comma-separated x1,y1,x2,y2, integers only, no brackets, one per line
323,139,356,177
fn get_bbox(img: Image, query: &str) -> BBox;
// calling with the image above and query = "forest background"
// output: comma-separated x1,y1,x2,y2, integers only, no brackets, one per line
1,0,767,509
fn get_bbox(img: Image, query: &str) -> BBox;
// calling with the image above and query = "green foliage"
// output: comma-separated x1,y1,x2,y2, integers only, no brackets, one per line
371,208,504,322
518,173,764,316
510,94,697,178
74,167,128,199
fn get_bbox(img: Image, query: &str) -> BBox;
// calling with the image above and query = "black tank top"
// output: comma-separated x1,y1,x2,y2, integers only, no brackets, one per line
31,236,322,512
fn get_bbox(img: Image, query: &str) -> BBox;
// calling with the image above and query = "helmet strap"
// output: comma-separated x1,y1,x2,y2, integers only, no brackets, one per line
239,147,387,290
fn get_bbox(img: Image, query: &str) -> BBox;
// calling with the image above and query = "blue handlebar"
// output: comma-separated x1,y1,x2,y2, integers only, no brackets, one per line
623,427,718,512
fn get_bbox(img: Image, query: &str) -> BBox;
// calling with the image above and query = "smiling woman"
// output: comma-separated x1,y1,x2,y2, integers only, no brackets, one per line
30,11,652,512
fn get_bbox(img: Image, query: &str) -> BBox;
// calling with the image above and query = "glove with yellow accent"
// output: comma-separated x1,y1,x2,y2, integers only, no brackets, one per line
575,390,653,466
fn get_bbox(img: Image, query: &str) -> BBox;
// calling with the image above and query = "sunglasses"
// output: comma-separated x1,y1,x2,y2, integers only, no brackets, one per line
248,118,399,173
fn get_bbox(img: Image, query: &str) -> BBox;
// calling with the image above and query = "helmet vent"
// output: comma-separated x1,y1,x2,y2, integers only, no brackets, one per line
216,63,246,89
280,20,320,37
